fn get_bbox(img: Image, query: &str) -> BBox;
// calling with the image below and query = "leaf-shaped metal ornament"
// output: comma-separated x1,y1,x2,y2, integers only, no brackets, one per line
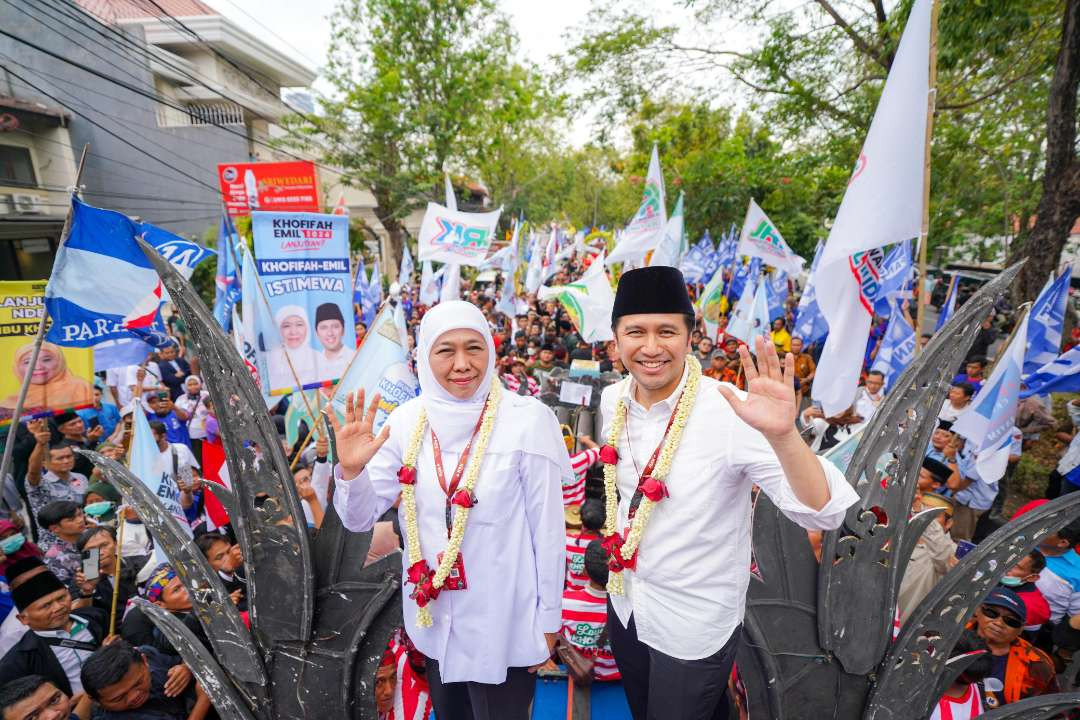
77,449,266,694
138,238,315,652
865,491,1080,720
977,693,1080,720
817,264,1023,675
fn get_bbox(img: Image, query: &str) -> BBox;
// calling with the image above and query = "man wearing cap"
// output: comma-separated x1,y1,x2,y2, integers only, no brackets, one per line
919,458,954,494
0,567,107,696
314,302,351,380
25,418,88,521
969,587,1058,708
598,266,859,719
925,420,954,464
898,492,957,622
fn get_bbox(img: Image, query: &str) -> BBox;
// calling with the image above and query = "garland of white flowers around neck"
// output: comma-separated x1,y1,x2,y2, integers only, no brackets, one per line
600,354,701,595
397,376,502,627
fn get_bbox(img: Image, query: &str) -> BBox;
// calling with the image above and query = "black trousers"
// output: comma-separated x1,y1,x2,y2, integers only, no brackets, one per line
607,602,740,720
426,659,536,720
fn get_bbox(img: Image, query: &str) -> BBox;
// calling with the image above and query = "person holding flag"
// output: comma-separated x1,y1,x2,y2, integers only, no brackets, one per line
329,301,571,720
597,265,857,719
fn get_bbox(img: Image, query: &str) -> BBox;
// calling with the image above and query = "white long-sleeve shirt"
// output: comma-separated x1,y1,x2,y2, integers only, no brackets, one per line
602,366,859,661
334,392,570,684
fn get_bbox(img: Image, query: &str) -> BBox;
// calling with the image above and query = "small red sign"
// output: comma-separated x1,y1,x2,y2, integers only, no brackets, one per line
217,160,321,217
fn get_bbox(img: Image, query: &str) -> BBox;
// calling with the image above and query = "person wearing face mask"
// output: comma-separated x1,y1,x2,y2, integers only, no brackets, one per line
999,551,1051,633
329,300,570,720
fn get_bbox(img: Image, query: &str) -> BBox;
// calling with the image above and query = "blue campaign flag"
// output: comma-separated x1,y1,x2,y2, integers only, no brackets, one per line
353,256,367,309
935,274,958,332
872,239,913,317
793,242,828,346
1024,266,1073,377
1021,344,1080,398
729,257,762,301
212,213,242,331
679,235,713,284
45,197,213,348
362,260,382,328
871,300,916,390
765,272,787,321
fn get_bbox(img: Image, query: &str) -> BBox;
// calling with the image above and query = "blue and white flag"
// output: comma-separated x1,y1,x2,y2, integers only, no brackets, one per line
353,256,367,309
331,302,418,434
935,274,957,332
715,231,737,271
129,403,189,533
952,312,1030,483
870,300,916,390
399,243,415,286
1024,266,1072,377
872,239,913,317
765,272,787,322
239,245,275,404
793,241,828,346
362,260,382,328
679,235,713,284
45,198,214,347
1021,344,1080,398
730,257,762,302
728,278,772,352
212,213,242,331
418,260,442,306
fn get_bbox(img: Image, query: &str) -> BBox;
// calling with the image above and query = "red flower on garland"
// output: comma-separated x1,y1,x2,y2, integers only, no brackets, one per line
398,466,417,485
601,532,638,572
406,559,431,586
451,490,477,508
638,477,669,502
599,445,619,465
411,578,441,607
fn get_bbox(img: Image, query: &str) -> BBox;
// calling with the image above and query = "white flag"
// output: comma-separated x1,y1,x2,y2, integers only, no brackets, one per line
444,171,457,211
607,144,666,265
727,278,772,352
417,202,502,267
419,260,442,305
649,191,686,268
440,263,461,302
952,313,1029,483
541,228,559,283
525,234,545,293
398,242,415,285
737,198,804,275
538,253,615,343
812,0,932,416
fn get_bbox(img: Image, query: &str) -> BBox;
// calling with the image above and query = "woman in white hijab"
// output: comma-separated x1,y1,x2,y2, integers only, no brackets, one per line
267,304,318,391
329,300,569,720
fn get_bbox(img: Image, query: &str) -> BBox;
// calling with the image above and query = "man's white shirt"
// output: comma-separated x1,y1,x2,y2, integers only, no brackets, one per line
601,365,858,660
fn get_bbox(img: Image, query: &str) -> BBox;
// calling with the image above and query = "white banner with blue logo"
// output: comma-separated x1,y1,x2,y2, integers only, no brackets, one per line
417,202,502,267
252,211,356,395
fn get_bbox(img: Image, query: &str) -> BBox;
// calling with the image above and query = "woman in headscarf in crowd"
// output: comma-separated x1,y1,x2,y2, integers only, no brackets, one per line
329,300,570,720
0,342,94,420
267,305,318,392
82,481,123,525
0,518,42,577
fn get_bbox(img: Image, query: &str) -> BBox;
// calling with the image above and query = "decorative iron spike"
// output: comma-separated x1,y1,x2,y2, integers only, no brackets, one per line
137,237,316,652
977,692,1080,720
131,599,260,720
76,449,266,693
865,491,1080,719
818,264,1024,675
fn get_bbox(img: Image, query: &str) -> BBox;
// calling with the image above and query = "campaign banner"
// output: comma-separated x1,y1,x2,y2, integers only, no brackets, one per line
417,202,501,267
218,161,321,217
0,281,94,426
252,211,356,395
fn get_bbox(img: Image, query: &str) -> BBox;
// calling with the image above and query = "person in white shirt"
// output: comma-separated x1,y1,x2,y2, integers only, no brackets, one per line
173,375,209,462
314,302,352,380
599,266,858,720
852,370,885,424
329,300,570,720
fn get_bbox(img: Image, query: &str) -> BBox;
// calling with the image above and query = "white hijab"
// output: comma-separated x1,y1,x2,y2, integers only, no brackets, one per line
416,301,496,448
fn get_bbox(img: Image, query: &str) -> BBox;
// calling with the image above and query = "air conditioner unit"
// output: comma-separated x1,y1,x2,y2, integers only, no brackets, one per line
0,194,13,216
12,193,43,214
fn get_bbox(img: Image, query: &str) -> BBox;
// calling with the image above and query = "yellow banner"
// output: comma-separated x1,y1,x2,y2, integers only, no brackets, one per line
0,281,95,426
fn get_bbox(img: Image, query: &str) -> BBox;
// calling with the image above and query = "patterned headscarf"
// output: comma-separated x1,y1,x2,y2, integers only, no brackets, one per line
145,563,177,603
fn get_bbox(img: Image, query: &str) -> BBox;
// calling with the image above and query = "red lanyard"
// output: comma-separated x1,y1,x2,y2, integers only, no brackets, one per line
625,395,681,520
429,401,488,536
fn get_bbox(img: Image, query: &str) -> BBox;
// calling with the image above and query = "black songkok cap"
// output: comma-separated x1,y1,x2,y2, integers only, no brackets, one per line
13,569,65,611
921,457,953,483
612,267,695,320
314,303,344,326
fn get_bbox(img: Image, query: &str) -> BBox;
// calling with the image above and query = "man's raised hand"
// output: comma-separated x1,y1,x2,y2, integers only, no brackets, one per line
716,335,798,441
324,390,390,479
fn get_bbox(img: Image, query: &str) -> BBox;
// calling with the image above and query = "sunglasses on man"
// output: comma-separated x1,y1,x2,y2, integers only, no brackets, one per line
979,605,1024,629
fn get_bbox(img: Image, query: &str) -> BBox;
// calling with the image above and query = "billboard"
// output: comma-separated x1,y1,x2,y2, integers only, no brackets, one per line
251,211,356,395
218,161,321,217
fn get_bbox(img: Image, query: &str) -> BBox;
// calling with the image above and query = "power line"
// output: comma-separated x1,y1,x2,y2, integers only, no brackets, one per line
0,63,221,192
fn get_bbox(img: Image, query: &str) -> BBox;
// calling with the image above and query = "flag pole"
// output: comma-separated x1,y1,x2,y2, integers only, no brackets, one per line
914,0,941,352
0,144,89,488
109,510,127,636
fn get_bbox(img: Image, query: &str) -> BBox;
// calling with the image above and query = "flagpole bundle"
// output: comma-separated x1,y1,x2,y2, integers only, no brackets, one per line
915,0,941,350
0,145,89,488
109,510,127,636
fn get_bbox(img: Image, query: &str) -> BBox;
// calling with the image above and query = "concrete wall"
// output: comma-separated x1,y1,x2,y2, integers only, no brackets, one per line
0,0,249,239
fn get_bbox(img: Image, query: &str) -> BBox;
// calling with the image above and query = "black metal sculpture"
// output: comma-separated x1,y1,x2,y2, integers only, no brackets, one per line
81,250,1079,719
